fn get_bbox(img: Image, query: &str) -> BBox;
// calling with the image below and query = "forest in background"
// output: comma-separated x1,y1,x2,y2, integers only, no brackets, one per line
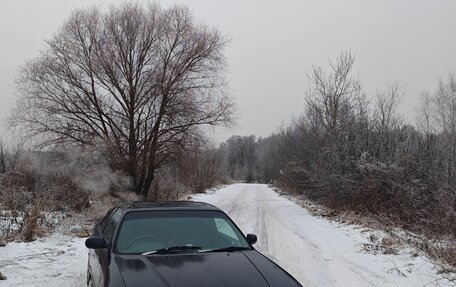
216,52,456,271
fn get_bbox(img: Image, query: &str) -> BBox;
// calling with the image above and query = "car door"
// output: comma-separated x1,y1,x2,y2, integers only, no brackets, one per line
94,208,123,287
89,208,116,286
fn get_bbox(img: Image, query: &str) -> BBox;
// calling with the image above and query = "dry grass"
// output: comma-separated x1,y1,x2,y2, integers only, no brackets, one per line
414,240,456,282
20,208,43,242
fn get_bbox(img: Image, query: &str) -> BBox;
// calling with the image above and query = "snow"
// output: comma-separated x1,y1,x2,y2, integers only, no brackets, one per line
0,211,66,238
0,234,87,287
0,211,23,236
0,183,453,286
193,184,454,287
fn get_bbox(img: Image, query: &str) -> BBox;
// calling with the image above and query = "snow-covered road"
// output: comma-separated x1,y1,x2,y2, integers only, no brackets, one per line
0,183,452,286
193,184,453,287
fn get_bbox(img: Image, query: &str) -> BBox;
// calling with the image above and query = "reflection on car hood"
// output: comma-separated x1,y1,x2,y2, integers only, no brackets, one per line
115,251,270,287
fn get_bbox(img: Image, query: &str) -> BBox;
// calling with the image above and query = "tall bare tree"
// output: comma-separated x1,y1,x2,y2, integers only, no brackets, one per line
13,3,234,197
0,140,5,173
305,50,364,141
433,74,456,187
303,50,367,175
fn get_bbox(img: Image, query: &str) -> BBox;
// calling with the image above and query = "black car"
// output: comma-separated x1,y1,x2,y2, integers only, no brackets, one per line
85,201,302,287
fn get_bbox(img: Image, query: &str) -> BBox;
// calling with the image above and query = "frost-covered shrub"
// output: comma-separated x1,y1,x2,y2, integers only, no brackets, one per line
0,155,90,212
1,170,36,211
277,162,316,195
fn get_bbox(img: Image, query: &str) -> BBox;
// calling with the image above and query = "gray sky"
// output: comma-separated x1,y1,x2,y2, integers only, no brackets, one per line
1,0,455,142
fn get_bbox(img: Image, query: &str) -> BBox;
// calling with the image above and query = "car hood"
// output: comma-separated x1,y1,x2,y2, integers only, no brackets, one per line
114,251,270,287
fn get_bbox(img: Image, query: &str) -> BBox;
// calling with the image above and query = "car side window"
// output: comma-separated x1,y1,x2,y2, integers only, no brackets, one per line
99,207,117,231
102,208,123,243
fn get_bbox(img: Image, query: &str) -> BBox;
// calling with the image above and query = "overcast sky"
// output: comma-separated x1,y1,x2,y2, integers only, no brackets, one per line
1,0,455,142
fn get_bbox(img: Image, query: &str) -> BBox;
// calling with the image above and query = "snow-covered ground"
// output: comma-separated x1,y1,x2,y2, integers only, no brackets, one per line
192,184,454,287
0,234,87,286
0,183,453,286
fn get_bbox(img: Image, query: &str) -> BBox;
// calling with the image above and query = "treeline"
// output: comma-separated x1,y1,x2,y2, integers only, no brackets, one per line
217,52,455,267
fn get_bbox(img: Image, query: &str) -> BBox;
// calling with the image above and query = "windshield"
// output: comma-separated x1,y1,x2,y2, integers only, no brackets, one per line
115,210,250,254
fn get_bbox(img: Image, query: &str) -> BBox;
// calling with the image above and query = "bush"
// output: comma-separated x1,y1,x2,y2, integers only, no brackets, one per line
0,171,35,211
20,208,41,242
277,162,316,195
1,169,90,212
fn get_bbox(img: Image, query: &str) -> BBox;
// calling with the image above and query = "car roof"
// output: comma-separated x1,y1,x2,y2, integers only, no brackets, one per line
119,201,220,212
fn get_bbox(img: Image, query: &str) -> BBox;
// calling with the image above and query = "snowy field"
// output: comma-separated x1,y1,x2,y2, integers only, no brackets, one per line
0,183,453,286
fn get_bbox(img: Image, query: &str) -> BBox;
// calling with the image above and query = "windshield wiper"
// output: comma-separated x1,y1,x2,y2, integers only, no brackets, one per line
199,246,250,253
142,245,202,255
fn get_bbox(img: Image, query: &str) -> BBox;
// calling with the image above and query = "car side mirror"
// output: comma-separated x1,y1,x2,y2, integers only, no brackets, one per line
85,237,106,249
246,233,257,245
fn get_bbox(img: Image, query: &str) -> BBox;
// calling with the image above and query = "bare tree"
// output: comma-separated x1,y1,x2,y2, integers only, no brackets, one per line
372,83,402,161
303,50,367,176
305,50,364,140
416,91,435,135
373,83,402,132
178,143,223,193
12,4,234,198
0,140,5,173
433,74,456,187
0,139,26,172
